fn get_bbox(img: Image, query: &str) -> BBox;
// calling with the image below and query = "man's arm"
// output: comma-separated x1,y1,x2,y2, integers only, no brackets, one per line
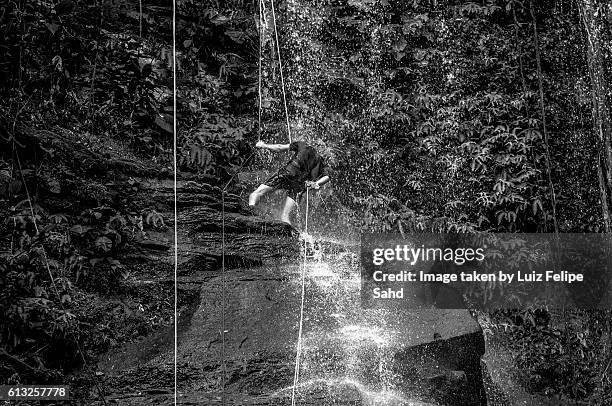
255,141,290,152
315,175,330,187
306,175,330,190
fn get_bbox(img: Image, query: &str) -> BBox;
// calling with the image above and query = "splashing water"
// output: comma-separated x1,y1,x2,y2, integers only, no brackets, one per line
271,377,428,406
339,325,390,347
281,248,423,405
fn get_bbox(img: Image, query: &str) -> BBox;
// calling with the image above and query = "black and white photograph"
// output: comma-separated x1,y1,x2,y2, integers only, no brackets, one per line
2,0,612,405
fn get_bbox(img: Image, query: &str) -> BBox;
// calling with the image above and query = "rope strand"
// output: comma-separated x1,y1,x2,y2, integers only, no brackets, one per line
270,0,292,144
172,0,178,403
218,3,269,397
267,2,307,402
221,3,300,405
221,191,227,406
291,188,309,406
15,152,108,406
258,0,264,142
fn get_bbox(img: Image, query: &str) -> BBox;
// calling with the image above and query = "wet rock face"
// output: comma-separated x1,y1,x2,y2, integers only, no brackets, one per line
189,256,487,406
95,179,489,405
395,331,487,406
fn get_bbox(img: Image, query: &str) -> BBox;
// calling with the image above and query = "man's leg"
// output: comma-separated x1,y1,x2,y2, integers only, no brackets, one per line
249,184,274,207
281,195,298,225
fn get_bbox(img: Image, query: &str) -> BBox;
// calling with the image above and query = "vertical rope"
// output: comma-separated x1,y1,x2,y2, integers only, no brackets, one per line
221,192,227,406
270,0,292,144
258,0,264,142
172,0,178,403
291,188,309,406
305,189,308,236
218,153,259,405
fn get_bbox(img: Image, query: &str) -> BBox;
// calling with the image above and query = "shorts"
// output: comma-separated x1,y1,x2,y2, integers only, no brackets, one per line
263,168,306,202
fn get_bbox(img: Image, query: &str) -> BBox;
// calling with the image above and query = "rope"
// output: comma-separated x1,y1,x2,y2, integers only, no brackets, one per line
268,3,308,401
172,0,178,402
221,191,227,406
217,1,269,399
14,152,108,406
219,2,296,404
291,187,309,406
258,0,264,142
270,0,292,144
218,147,259,406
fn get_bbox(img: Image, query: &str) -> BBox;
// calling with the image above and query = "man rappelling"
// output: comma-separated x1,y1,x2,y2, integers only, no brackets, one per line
249,139,330,226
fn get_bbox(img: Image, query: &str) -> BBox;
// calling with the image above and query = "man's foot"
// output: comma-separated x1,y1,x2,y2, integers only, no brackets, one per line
240,201,258,216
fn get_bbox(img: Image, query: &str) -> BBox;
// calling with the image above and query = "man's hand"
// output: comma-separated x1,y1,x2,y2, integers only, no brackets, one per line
305,181,320,190
255,141,266,149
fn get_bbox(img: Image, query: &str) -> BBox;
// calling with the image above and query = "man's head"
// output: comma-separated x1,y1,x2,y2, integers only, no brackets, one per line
290,127,310,143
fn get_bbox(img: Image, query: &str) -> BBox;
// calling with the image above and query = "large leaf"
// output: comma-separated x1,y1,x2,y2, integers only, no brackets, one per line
95,236,113,252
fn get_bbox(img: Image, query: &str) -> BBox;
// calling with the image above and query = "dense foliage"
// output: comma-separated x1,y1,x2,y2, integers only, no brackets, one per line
274,0,602,235
1,0,174,388
176,0,258,179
